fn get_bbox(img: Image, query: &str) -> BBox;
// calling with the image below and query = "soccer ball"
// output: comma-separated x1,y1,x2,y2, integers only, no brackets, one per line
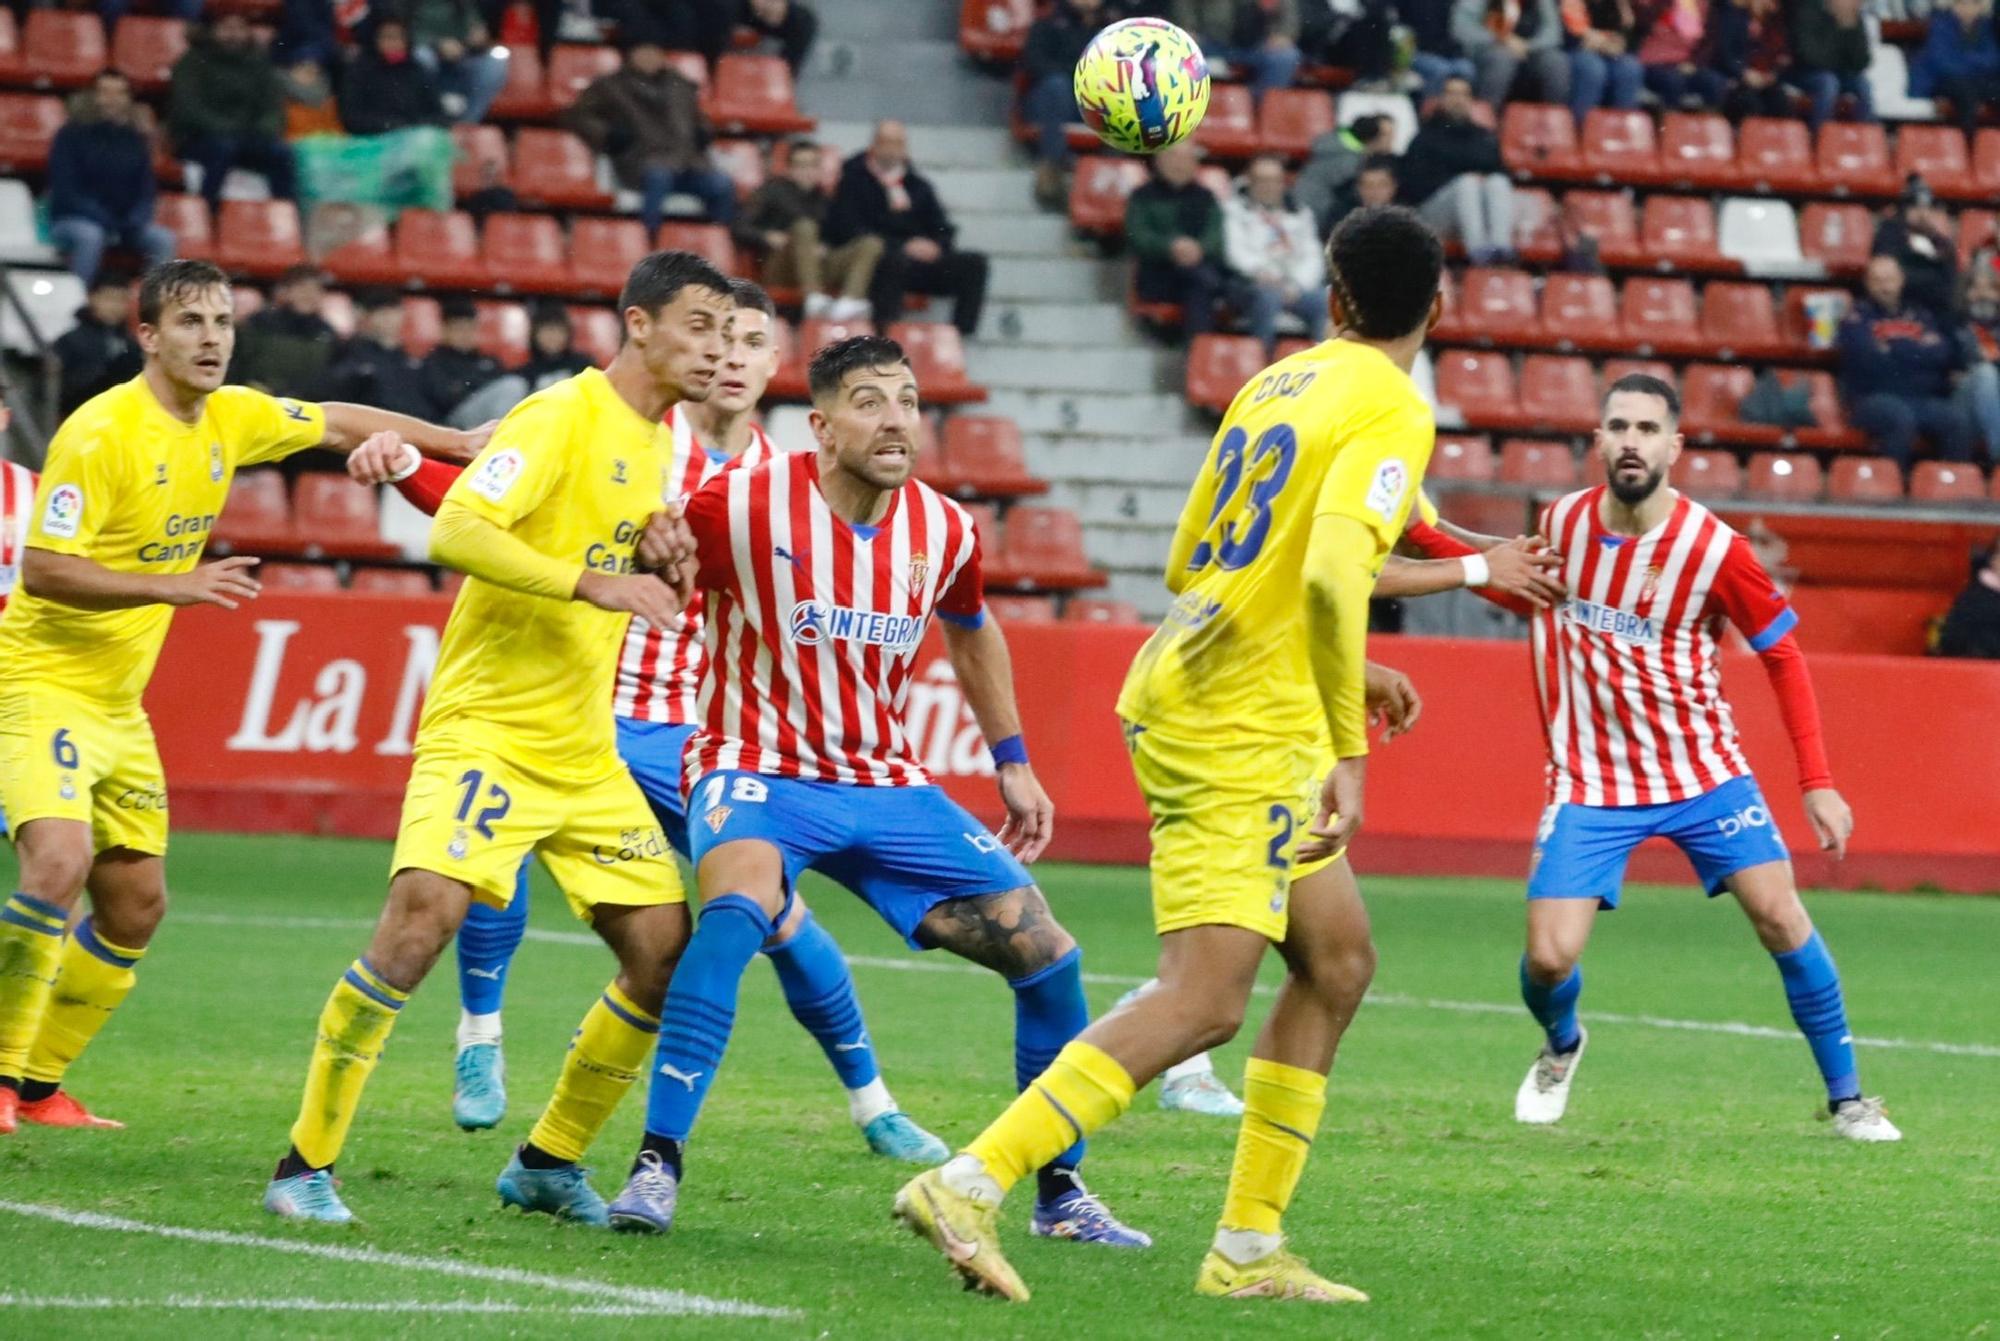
1073,18,1211,156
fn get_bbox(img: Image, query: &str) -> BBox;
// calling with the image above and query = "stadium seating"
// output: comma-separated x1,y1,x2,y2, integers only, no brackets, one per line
941,416,1046,498
1541,273,1618,351
489,43,551,119
989,505,1106,590
1670,448,1742,498
1911,462,1987,503
1958,208,1996,264
1678,364,1754,440
1069,156,1147,236
706,54,814,134
768,315,874,399
1895,124,1974,200
0,94,64,172
1798,202,1871,274
1619,276,1701,357
510,128,613,210
476,300,531,366
293,474,400,560
1499,439,1580,488
320,214,399,286
1258,88,1335,160
1193,83,1259,159
1562,191,1641,268
1640,195,1725,272
1815,122,1898,198
1780,285,1849,352
1736,117,1818,195
394,208,487,289
350,568,437,596
1659,111,1736,190
1745,451,1824,500
215,200,305,278
261,562,342,591
1828,456,1904,502
570,216,650,298
1699,282,1785,361
1430,434,1497,481
960,0,1034,62
111,15,186,93
155,194,213,263
211,470,294,552
451,124,510,198
891,322,986,404
1500,102,1579,177
1435,349,1519,426
481,212,571,294
18,10,105,89
985,593,1056,622
1512,187,1563,264
1063,597,1141,624
1455,268,1536,344
568,305,621,365
1518,355,1598,433
546,44,620,112
655,221,738,277
1186,334,1264,414
1717,197,1803,270
1581,109,1662,186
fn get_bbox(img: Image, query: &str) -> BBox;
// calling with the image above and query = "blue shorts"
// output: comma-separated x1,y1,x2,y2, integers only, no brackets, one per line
686,768,1033,949
1527,774,1790,909
615,718,699,860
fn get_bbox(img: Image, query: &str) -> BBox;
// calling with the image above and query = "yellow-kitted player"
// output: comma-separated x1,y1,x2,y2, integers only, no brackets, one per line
265,251,732,1226
0,260,477,1137
893,207,1447,1306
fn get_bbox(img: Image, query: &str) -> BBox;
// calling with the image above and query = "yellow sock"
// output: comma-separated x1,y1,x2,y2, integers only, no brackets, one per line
22,918,146,1086
0,893,69,1079
289,959,409,1168
1219,1057,1329,1236
965,1041,1135,1194
527,982,660,1163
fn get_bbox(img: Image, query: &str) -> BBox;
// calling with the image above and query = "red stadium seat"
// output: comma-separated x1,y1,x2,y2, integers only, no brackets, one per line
510,128,613,210
1788,369,1857,450
1540,272,1618,351
394,208,487,289
1744,451,1824,500
1186,334,1265,413
1064,597,1141,625
1976,129,2000,193
1455,268,1537,344
1430,269,1468,344
1780,285,1851,353
546,43,620,112
1430,434,1496,482
567,304,621,365
154,194,212,262
768,316,874,399
711,137,769,202
1069,156,1148,236
19,10,105,89
489,44,551,120
350,568,436,596
262,562,342,591
231,284,264,322
1600,357,1675,389
112,16,187,93
212,469,295,551
294,473,400,559
451,124,510,199
476,300,531,367
1958,208,1996,265
1519,357,1598,433
1680,364,1760,440
1619,276,1702,357
1699,282,1783,360
942,416,1045,497
1798,202,1871,274
1193,83,1259,158
1562,191,1641,268
1435,349,1520,426
1736,117,1817,195
216,200,305,277
654,221,738,277
1500,102,1579,176
1828,456,1904,502
1659,111,1737,189
319,213,400,285
1580,109,1662,185
481,213,571,294
400,296,442,357
891,321,984,404
570,216,649,297
1815,122,1897,197
0,93,64,172
1498,439,1580,488
1513,187,1563,265
1258,88,1335,160
1894,124,1974,199
0,10,17,79
707,54,813,133
1669,448,1742,499
985,593,1057,623
992,505,1105,590
1910,462,1987,502
960,0,1034,62
1640,195,1724,271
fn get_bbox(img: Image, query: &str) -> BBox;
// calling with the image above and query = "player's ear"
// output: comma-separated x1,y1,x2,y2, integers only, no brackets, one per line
1325,286,1347,335
807,406,833,451
1425,289,1443,335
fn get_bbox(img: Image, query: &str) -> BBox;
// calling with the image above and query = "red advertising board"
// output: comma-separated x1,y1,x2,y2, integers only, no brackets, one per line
147,594,2000,893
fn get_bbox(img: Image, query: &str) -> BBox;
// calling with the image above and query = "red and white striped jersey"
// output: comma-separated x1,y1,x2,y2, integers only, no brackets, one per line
683,450,986,787
611,407,776,723
0,460,38,613
1532,487,1800,807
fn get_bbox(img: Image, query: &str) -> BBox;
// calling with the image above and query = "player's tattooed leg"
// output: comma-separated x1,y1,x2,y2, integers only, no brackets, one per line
916,885,1078,979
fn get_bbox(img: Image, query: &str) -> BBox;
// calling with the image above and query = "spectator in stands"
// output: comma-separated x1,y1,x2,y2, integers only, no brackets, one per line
46,71,175,286
1406,0,1478,95
1293,113,1395,234
460,157,521,223
522,303,597,391
424,296,526,427
1956,257,2000,460
283,59,343,140
328,289,435,418
1022,0,1106,208
1567,0,1643,129
1935,545,2000,659
740,0,820,73
1839,255,1978,471
1453,0,1571,107
51,273,142,417
1330,152,1402,227
827,120,990,335
647,0,736,63
1636,0,1728,108
1707,0,1792,120
1787,0,1875,130
169,13,298,211
564,41,737,232
232,264,341,400
378,0,510,125
1909,0,2000,141
1223,155,1329,356
1299,0,1397,90
1398,75,1516,264
733,139,880,321
341,19,449,135
1126,140,1241,338
1873,178,1961,321
1169,0,1305,101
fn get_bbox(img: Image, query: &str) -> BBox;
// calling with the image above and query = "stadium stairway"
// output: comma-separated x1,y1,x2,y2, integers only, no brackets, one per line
799,0,1219,618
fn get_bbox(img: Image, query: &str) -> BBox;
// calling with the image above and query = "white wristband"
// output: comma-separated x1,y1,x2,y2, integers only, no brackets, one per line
1460,553,1491,589
386,445,423,483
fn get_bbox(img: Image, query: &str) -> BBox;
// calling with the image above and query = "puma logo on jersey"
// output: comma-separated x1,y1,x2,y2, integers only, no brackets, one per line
773,545,805,571
658,1063,704,1091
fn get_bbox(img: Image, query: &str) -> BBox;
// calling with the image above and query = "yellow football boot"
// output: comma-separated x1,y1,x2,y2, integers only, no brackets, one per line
1195,1244,1370,1303
892,1168,1030,1302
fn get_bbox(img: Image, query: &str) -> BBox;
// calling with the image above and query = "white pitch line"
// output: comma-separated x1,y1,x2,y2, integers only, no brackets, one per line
171,912,2000,1061
0,1293,725,1317
0,1202,794,1321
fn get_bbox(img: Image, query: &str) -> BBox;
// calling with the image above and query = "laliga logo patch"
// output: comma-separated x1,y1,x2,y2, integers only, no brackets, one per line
705,805,732,834
1715,804,1770,839
1365,458,1409,521
469,449,525,503
40,484,83,540
789,600,828,646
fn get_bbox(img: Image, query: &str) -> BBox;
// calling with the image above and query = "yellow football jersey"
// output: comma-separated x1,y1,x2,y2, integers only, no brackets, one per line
1116,340,1434,741
0,378,325,707
418,368,674,782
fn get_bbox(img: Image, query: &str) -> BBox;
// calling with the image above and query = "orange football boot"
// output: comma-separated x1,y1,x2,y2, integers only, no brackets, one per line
17,1090,124,1129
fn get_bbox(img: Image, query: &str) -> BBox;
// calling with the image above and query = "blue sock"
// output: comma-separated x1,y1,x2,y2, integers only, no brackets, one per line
1773,930,1860,1105
457,865,530,1017
1520,957,1583,1054
1010,947,1090,1201
764,912,879,1091
643,894,773,1143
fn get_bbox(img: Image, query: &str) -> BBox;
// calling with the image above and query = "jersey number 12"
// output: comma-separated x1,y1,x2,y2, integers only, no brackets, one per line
1187,423,1297,573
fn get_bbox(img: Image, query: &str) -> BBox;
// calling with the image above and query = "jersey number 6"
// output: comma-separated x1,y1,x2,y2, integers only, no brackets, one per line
1187,423,1298,573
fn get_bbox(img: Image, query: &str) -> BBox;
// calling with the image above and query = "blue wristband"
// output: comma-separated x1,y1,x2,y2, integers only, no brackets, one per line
990,734,1028,767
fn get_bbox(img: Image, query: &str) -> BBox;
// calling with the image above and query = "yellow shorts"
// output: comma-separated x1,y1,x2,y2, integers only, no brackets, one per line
389,742,682,922
1124,721,1340,943
0,688,168,856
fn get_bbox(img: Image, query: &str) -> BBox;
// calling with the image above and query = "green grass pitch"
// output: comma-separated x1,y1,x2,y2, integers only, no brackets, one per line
1,831,1996,1338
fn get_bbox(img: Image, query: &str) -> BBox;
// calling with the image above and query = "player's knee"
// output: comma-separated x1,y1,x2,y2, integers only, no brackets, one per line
93,881,167,948
16,827,93,904
1320,936,1377,1003
1524,941,1577,984
372,870,468,988
1748,900,1812,954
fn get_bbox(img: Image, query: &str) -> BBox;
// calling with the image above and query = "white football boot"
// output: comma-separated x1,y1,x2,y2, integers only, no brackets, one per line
1514,1027,1587,1125
1829,1096,1902,1142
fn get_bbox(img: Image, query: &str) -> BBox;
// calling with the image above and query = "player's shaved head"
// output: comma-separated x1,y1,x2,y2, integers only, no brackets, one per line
1324,205,1444,341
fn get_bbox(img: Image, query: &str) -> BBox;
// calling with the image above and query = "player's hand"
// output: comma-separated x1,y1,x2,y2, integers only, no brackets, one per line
996,762,1055,864
452,420,500,463
1364,661,1423,741
1299,755,1365,862
637,505,699,601
575,570,682,626
165,555,262,610
1803,787,1853,861
346,431,418,486
1483,535,1568,609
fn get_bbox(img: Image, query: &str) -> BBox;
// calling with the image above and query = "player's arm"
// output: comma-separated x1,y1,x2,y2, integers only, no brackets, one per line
319,403,488,464
346,431,462,515
1378,499,1563,611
